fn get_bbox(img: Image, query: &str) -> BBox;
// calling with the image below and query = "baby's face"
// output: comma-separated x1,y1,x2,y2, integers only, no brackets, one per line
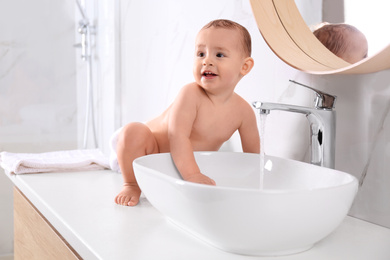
193,27,247,94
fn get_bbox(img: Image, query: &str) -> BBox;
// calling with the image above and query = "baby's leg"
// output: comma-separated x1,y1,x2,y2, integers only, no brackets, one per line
115,122,159,206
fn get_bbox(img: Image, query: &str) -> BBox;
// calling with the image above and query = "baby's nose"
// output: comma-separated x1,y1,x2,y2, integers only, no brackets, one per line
202,57,213,66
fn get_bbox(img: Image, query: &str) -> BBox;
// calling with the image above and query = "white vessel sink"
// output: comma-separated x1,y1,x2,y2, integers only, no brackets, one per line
133,152,358,256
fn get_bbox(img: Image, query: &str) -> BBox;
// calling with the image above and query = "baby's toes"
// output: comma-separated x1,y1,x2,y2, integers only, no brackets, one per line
114,195,122,205
121,196,131,206
128,196,139,206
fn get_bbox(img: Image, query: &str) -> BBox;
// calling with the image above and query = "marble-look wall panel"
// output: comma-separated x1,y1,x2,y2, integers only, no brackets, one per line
0,0,78,255
317,72,390,227
319,72,390,228
0,0,77,152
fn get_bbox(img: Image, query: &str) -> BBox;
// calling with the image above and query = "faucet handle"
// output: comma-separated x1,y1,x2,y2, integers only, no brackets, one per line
289,80,337,110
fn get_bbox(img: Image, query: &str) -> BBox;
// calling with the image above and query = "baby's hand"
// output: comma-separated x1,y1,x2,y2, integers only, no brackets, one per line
185,173,216,186
115,183,141,206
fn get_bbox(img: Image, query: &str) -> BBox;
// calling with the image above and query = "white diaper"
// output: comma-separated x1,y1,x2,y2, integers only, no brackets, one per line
109,127,123,173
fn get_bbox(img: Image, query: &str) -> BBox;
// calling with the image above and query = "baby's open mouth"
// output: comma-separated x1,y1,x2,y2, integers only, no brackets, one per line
202,71,217,77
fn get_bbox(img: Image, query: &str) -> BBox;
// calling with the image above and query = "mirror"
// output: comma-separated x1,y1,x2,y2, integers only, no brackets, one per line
250,0,390,74
297,0,390,58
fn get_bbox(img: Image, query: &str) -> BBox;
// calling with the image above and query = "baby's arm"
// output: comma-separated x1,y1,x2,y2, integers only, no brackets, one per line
238,101,260,154
168,84,216,185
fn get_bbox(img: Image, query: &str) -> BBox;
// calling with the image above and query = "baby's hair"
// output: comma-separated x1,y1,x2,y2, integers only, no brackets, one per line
313,23,361,59
202,19,252,57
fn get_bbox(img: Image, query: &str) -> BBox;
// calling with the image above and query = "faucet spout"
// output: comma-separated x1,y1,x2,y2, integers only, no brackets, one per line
253,101,318,115
252,101,336,169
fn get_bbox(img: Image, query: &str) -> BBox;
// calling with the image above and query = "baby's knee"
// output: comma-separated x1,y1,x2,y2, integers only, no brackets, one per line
121,122,144,135
118,122,151,146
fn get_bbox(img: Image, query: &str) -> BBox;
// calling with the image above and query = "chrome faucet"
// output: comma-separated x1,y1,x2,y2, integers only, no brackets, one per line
253,80,337,169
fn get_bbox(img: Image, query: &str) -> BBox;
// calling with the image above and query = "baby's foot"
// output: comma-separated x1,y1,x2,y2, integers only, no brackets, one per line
115,183,141,206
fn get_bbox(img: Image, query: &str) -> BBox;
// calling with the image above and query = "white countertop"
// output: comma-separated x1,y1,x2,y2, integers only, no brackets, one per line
5,169,390,260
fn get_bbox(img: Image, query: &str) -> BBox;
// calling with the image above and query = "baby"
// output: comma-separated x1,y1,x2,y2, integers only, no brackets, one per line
313,23,368,64
115,19,260,206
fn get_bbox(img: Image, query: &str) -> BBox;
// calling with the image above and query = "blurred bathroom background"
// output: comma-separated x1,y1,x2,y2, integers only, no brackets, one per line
1,0,389,257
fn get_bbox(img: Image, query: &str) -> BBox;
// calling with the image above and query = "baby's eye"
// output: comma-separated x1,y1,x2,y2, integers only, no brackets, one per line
216,53,225,58
197,52,205,57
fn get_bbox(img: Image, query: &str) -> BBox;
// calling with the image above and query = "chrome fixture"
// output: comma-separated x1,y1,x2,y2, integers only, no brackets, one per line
253,80,337,169
75,0,98,148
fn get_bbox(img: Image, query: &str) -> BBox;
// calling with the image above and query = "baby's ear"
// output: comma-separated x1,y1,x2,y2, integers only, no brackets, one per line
240,57,254,76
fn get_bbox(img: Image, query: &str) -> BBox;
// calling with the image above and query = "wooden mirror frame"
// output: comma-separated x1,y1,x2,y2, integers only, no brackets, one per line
250,0,390,74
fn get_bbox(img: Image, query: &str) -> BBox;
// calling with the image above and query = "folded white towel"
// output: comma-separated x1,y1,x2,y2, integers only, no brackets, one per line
0,149,110,175
109,127,123,173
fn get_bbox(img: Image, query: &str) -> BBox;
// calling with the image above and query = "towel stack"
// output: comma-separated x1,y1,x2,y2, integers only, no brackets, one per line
0,149,110,175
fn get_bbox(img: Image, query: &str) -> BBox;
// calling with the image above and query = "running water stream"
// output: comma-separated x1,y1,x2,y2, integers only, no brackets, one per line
258,113,267,189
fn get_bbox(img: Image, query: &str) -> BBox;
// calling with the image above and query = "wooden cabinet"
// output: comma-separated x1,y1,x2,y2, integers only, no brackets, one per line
13,188,81,260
